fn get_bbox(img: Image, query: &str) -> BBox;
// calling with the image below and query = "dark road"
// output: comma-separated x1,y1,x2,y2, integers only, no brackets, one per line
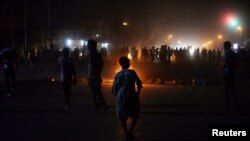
1,81,250,141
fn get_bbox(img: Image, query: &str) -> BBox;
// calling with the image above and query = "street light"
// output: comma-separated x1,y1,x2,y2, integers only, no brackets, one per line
67,39,72,46
122,21,129,26
122,21,129,47
217,35,223,49
218,35,222,40
95,34,100,38
230,19,238,27
168,34,173,39
168,34,173,46
237,26,242,41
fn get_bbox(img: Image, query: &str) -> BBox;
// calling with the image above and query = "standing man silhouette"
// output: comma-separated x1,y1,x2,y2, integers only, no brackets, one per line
0,41,17,97
223,41,238,107
58,47,76,109
87,39,108,113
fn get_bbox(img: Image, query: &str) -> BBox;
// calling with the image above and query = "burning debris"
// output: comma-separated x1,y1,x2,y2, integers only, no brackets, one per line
164,80,177,85
154,78,163,84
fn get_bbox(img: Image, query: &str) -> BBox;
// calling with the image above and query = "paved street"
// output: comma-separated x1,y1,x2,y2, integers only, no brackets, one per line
1,80,250,141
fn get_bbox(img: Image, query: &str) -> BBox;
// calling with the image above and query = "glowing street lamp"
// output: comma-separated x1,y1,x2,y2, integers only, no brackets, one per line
218,35,222,40
167,34,173,42
237,26,242,41
168,34,173,39
217,35,223,48
230,19,238,27
224,13,239,27
66,39,72,46
122,21,129,47
122,21,129,26
95,34,100,38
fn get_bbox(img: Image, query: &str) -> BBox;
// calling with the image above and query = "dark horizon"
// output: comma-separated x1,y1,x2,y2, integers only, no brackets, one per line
1,0,250,47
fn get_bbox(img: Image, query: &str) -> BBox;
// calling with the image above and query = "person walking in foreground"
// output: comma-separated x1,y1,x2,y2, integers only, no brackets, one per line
87,39,108,113
0,41,17,97
112,56,142,140
58,47,76,109
223,41,238,107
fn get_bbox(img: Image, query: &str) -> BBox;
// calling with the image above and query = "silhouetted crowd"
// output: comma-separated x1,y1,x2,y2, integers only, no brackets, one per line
130,45,224,64
119,45,250,67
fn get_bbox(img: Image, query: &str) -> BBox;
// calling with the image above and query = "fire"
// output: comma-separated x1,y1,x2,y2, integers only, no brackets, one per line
111,54,143,82
113,63,135,74
127,53,132,60
114,64,121,73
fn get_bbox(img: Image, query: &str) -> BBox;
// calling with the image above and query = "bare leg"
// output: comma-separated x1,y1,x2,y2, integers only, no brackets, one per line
121,120,128,137
127,117,138,140
129,117,138,134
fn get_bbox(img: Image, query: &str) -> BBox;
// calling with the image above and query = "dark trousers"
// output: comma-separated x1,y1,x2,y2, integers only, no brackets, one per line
223,72,237,106
88,78,107,109
62,80,71,106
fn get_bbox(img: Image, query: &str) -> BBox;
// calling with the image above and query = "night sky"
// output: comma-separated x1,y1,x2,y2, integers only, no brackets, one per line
1,0,250,47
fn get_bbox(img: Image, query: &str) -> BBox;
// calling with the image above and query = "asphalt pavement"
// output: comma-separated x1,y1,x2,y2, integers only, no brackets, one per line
1,80,250,141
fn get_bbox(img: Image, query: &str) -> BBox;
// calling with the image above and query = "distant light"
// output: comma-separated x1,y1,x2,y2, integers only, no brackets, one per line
230,19,238,27
67,39,72,46
127,53,132,60
59,49,62,52
218,35,222,39
189,47,195,56
81,40,87,46
227,17,233,23
79,53,83,57
51,78,55,82
81,40,84,46
101,43,109,48
95,34,100,38
224,13,234,24
237,26,242,31
207,41,213,44
122,22,129,26
233,43,238,50
223,13,240,28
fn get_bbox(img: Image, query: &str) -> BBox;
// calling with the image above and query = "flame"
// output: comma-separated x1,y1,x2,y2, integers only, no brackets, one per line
170,54,176,63
114,65,121,73
127,53,132,60
112,54,144,82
